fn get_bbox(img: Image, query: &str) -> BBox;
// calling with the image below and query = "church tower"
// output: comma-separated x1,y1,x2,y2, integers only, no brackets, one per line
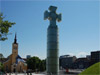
12,33,18,64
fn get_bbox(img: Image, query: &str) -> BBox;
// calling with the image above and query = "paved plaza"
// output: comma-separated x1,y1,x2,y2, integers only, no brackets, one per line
6,69,82,75
7,73,44,75
7,74,78,75
6,73,77,75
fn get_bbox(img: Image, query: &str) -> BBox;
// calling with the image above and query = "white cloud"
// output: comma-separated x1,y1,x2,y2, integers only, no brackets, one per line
77,52,88,58
67,53,74,56
67,52,88,58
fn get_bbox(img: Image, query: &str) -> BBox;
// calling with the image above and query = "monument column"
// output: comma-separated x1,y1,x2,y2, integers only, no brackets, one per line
44,6,61,75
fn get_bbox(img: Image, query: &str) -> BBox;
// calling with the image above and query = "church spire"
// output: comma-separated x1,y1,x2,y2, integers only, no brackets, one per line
14,33,17,44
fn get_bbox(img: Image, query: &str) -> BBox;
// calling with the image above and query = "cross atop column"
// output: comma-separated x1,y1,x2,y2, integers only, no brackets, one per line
44,6,62,26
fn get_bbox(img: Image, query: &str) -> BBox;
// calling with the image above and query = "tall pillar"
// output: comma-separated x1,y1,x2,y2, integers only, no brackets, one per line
44,6,61,75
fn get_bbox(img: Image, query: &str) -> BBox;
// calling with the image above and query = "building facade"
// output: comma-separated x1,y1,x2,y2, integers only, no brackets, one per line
73,58,90,69
4,34,27,72
91,51,100,65
60,55,76,69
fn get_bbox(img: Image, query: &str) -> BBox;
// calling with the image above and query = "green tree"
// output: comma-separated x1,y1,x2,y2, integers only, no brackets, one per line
39,60,46,72
26,56,46,72
26,56,41,72
0,62,4,72
0,13,15,41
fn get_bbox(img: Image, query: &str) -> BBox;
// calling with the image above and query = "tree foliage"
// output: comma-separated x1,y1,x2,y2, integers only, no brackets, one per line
26,56,46,72
39,60,46,71
0,13,15,41
0,62,4,72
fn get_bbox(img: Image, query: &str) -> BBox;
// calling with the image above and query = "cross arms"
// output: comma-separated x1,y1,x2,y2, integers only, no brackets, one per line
44,10,49,20
57,14,61,22
44,10,62,22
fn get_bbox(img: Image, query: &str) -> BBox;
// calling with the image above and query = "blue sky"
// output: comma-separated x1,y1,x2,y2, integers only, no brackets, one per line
0,0,99,59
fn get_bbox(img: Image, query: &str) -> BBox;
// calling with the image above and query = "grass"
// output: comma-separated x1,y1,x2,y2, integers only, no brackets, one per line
79,62,100,75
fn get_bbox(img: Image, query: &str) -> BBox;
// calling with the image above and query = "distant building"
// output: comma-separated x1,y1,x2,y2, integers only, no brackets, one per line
26,55,31,59
91,51,100,65
60,55,76,69
3,34,27,72
86,55,91,60
73,58,90,69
